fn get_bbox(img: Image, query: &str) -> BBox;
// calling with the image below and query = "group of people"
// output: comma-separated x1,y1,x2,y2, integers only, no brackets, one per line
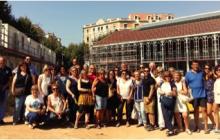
1,55,220,137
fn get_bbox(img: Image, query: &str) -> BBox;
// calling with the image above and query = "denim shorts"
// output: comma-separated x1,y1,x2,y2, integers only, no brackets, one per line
95,95,107,110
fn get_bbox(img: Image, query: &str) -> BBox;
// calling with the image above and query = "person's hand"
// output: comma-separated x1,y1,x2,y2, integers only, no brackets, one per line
145,97,150,104
72,94,75,99
127,96,132,103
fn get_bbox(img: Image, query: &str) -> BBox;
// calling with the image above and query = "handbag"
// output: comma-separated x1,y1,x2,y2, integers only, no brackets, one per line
13,75,28,97
13,87,25,96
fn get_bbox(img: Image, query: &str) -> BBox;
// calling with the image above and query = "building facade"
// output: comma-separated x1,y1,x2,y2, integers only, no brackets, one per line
0,22,56,73
83,13,175,46
90,11,220,72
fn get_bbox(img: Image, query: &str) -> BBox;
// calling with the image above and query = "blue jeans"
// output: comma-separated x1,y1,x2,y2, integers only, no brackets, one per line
134,101,146,125
27,112,46,124
13,95,26,123
0,90,8,120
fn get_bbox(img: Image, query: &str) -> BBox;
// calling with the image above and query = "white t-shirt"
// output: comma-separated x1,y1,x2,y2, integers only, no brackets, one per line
25,95,44,116
117,78,133,99
160,82,172,95
39,74,51,96
214,79,220,104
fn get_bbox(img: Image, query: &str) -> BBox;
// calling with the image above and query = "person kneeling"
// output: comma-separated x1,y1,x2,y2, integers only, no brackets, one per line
25,85,46,129
47,83,67,123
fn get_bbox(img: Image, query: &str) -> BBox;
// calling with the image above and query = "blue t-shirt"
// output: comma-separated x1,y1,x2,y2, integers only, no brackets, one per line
185,70,206,98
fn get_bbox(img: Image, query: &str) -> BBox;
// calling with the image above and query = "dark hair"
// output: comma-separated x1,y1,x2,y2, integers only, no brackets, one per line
191,60,199,65
162,71,172,80
214,65,220,74
121,70,127,76
17,61,31,75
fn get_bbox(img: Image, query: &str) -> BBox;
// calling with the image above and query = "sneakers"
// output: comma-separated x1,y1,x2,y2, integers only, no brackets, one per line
166,130,176,137
0,120,6,125
185,129,192,135
126,122,130,127
116,123,120,127
136,124,143,127
204,129,210,134
159,127,166,131
192,127,200,133
212,129,220,133
24,121,29,125
147,125,155,131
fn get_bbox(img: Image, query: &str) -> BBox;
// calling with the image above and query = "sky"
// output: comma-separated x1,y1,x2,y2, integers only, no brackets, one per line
9,1,220,47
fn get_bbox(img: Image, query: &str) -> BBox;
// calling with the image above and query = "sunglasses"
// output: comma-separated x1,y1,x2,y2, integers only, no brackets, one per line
52,87,59,90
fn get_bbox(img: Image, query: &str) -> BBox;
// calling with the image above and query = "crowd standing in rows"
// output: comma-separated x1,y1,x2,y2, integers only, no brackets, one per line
1,56,220,137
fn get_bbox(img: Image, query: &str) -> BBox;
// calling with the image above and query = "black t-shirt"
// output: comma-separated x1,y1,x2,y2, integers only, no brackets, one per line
0,66,12,87
142,75,156,97
95,80,109,98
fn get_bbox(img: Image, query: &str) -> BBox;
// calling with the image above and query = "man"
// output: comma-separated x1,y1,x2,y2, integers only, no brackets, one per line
71,58,80,71
142,68,156,131
0,56,12,125
185,60,209,134
13,56,38,84
119,63,131,78
149,62,157,79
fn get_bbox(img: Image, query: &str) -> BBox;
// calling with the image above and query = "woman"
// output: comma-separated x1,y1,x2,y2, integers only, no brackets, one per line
213,65,220,133
116,70,133,127
173,71,192,135
74,70,93,129
47,83,67,122
11,62,32,125
57,66,68,99
25,85,46,129
66,66,79,122
38,65,51,104
158,71,177,136
106,70,119,123
92,69,108,129
204,64,216,129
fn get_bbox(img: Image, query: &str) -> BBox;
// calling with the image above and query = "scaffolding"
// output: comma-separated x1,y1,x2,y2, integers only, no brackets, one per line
90,33,220,72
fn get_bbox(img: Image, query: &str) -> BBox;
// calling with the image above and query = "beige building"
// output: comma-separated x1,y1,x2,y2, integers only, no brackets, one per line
83,13,175,46
0,21,56,73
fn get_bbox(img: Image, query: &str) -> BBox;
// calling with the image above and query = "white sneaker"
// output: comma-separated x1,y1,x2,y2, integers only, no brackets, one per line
186,129,192,135
24,121,29,125
212,129,220,134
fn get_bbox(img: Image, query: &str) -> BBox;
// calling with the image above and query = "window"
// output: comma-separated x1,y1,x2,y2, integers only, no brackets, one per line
135,16,139,20
135,24,139,28
148,16,151,20
101,26,103,30
124,24,128,29
87,29,89,33
156,16,158,20
22,36,24,49
87,37,89,42
93,28,95,32
98,27,100,31
106,25,108,29
168,16,172,19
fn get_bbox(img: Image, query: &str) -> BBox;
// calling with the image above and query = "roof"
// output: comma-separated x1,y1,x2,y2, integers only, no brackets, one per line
94,11,220,46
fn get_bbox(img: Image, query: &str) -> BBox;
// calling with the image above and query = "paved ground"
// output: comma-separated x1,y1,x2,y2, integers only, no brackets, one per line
1,116,220,139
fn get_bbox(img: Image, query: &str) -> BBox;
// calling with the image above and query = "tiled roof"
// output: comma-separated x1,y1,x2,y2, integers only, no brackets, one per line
94,17,220,46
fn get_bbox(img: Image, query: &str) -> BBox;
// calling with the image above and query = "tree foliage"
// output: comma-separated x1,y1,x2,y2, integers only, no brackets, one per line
0,1,88,68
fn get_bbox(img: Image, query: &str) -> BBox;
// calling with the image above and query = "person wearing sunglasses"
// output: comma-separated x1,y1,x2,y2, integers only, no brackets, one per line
158,71,177,136
38,65,51,104
47,83,67,123
203,64,216,130
92,69,108,129
116,70,133,127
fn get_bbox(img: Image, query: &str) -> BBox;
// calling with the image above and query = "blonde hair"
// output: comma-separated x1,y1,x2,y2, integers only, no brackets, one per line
42,64,49,72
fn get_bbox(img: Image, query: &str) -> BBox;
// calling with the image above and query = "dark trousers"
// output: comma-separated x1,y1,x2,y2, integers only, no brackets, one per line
161,100,175,131
117,99,134,123
13,95,26,123
27,112,46,124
